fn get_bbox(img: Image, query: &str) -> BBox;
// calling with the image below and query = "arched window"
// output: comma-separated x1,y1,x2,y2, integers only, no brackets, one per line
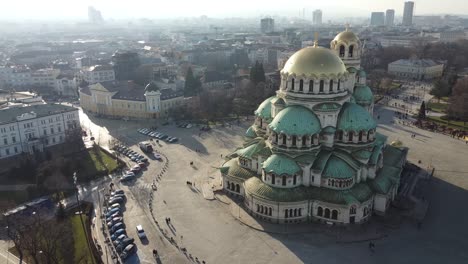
350,206,356,214
271,174,275,185
275,133,279,143
298,208,302,216
317,207,323,217
364,207,369,216
348,132,353,142
319,80,324,92
339,45,345,57
231,182,235,190
285,209,289,218
337,80,341,90
299,80,303,92
282,134,287,145
338,130,344,141
349,45,354,58
367,130,372,141
329,80,334,92
259,118,263,128
313,134,318,145
359,131,364,142
302,135,306,146
292,136,297,146
235,184,240,193
293,175,297,185
291,78,295,90
268,207,272,216
294,209,297,217
257,204,260,212
324,208,331,218
332,210,338,220
282,176,286,186
309,80,314,92
227,181,230,190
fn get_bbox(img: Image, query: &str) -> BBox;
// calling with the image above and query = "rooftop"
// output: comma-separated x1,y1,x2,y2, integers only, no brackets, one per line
390,59,443,67
0,104,77,125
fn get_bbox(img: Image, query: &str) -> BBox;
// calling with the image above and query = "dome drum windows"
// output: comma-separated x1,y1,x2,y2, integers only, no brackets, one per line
335,129,375,144
316,206,339,220
264,171,302,188
256,204,273,217
284,208,303,219
283,76,345,95
226,181,240,193
270,131,319,150
327,178,354,189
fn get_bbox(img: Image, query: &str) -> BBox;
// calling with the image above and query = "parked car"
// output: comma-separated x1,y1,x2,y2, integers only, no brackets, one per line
169,137,178,143
120,244,137,260
111,190,125,196
186,124,193,129
105,208,121,218
130,166,141,173
116,238,135,253
140,157,149,162
137,162,146,168
106,212,121,221
108,197,124,205
111,229,126,241
111,223,126,233
113,234,127,245
120,174,135,182
110,194,126,201
139,142,153,153
108,203,120,210
107,217,123,228
136,225,146,240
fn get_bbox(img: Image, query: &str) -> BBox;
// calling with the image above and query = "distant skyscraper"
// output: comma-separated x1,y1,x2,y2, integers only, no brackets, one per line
88,6,103,24
313,10,323,25
370,12,385,26
260,18,275,33
386,9,395,27
403,1,414,26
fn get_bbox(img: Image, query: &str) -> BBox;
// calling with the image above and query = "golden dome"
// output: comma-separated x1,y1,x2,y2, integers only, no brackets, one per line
333,30,360,43
281,46,347,77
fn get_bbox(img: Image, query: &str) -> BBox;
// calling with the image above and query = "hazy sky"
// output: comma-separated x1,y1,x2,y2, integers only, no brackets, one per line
2,0,468,20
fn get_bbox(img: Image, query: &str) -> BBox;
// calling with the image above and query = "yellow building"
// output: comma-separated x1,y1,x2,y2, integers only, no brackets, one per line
79,80,184,119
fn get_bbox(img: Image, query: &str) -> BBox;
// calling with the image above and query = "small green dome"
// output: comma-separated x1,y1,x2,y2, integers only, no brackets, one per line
245,126,257,138
353,85,373,105
337,102,376,131
263,154,301,175
322,155,356,179
254,96,274,120
358,70,367,78
269,105,321,136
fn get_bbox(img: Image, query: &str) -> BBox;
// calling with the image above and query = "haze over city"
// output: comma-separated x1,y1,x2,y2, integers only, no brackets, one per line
1,0,468,20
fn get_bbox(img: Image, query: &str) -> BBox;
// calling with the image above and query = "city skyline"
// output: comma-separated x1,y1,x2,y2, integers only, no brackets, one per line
1,0,468,21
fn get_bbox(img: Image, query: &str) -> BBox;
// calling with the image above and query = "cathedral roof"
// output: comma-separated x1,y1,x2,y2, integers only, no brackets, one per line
337,102,376,132
254,96,275,121
220,158,256,180
322,155,356,179
281,46,347,78
245,126,257,138
333,30,360,44
237,139,270,159
353,85,374,105
269,105,321,136
262,154,301,176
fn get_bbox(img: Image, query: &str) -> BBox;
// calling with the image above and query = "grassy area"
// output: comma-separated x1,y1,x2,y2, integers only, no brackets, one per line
71,215,94,264
426,116,468,130
78,147,119,179
427,102,448,113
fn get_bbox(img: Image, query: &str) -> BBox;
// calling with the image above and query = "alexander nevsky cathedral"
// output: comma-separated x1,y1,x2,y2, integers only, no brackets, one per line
221,28,408,225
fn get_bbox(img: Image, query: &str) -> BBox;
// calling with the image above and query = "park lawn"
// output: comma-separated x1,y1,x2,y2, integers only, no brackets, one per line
77,147,119,181
71,215,94,264
427,102,448,113
426,116,468,130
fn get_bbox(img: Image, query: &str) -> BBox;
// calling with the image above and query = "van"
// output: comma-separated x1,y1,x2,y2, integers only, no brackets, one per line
139,142,153,153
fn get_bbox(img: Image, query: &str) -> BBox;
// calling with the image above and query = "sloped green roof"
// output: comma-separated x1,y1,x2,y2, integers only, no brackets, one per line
313,102,341,112
312,149,332,171
337,102,376,131
352,149,373,160
375,132,388,145
369,144,383,165
322,155,356,179
371,165,402,194
271,97,285,105
245,126,257,138
244,177,373,204
269,105,322,136
321,126,336,134
262,154,301,175
254,96,275,120
237,139,271,159
294,154,317,165
353,85,373,105
383,145,407,167
220,158,257,180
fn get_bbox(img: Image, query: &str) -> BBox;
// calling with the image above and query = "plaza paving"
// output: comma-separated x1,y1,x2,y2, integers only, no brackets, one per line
76,85,468,264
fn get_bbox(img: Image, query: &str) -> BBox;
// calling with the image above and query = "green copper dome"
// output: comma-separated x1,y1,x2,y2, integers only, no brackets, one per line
254,96,275,120
353,85,373,105
262,154,301,175
322,155,356,179
337,102,376,131
269,105,321,136
281,46,347,77
358,70,367,78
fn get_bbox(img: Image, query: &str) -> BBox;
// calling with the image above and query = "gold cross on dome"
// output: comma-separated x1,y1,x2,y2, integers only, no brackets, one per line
314,32,319,47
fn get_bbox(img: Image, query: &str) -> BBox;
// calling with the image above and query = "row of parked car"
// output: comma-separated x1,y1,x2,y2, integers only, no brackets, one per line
138,128,178,143
104,190,139,260
113,145,150,182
